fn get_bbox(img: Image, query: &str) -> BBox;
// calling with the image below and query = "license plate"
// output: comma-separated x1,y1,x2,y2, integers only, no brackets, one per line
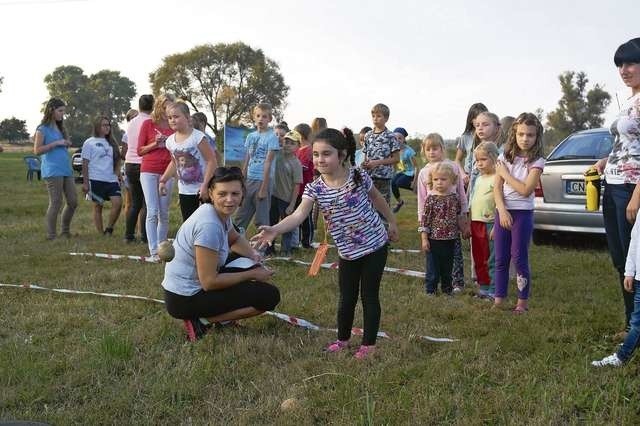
565,180,585,195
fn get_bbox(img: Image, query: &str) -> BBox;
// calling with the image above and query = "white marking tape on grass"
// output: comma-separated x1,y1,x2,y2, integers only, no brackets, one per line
0,282,457,342
69,252,159,263
310,242,421,254
0,282,164,303
68,252,426,278
267,257,425,278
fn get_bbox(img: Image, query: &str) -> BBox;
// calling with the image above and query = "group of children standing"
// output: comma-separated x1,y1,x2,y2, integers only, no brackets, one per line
417,106,545,314
251,101,546,358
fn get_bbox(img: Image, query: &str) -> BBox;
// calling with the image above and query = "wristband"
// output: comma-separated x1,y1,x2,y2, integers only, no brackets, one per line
417,226,428,233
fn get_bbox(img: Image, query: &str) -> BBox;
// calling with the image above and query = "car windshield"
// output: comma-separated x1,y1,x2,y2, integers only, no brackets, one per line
548,132,614,161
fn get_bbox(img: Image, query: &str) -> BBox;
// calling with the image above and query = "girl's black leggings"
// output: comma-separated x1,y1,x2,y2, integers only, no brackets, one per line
337,244,388,345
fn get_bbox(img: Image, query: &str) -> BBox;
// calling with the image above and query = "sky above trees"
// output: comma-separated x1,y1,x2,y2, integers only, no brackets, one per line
0,0,637,138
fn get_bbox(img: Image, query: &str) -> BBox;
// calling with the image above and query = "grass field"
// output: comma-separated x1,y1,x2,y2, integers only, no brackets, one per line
1,151,639,425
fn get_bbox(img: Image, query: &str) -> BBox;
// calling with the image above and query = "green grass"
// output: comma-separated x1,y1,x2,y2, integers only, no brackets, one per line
1,152,639,424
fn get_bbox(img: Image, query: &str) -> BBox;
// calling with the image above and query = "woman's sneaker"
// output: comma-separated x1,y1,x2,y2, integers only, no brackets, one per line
324,339,349,353
591,353,623,368
354,345,375,360
183,318,212,342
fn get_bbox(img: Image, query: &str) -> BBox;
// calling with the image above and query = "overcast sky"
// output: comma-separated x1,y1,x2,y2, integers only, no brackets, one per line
0,0,637,139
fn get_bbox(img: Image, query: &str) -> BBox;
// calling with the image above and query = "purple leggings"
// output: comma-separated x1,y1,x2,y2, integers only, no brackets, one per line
493,209,533,299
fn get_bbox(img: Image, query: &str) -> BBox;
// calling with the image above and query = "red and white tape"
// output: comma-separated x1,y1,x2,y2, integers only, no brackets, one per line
68,252,426,279
267,257,425,278
69,252,159,263
0,282,457,342
310,242,421,254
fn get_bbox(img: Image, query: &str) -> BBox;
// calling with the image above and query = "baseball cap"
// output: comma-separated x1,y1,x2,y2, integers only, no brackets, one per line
284,130,302,143
393,127,408,137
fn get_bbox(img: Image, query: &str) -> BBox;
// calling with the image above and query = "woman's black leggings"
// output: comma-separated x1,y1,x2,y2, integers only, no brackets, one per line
125,163,147,241
164,281,280,320
337,244,388,345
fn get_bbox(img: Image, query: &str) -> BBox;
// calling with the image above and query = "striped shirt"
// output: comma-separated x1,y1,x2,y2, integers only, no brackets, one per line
303,168,388,260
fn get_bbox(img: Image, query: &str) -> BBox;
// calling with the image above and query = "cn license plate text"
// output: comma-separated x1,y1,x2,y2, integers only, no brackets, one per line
565,180,585,195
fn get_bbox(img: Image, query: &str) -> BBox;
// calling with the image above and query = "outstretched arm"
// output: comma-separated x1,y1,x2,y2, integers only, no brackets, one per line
251,197,314,249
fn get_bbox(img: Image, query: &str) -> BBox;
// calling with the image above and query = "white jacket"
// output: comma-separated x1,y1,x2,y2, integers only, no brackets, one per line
625,218,640,280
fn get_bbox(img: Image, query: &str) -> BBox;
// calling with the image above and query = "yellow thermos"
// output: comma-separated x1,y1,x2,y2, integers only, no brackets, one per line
584,166,601,212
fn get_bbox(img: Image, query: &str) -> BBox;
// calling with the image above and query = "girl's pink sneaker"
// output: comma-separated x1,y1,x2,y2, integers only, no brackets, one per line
324,339,349,353
354,345,375,360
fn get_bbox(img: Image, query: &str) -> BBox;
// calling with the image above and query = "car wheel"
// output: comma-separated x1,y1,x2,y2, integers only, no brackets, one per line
532,230,548,245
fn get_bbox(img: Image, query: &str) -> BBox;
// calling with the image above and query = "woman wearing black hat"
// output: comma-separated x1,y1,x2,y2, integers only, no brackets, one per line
390,127,418,213
592,37,640,367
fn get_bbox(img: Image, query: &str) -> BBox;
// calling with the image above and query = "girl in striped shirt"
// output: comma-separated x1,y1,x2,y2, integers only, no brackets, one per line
252,128,398,359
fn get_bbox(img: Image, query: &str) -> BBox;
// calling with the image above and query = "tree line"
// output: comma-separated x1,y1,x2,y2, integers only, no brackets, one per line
0,45,612,150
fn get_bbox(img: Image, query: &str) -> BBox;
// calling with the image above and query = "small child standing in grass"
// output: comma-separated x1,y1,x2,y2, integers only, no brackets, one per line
271,130,303,256
362,103,401,207
469,142,499,298
419,162,465,295
493,113,545,313
417,133,470,293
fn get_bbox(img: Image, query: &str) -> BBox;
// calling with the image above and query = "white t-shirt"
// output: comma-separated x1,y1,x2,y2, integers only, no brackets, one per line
499,154,545,210
81,137,118,182
166,128,207,195
124,112,150,164
604,93,640,185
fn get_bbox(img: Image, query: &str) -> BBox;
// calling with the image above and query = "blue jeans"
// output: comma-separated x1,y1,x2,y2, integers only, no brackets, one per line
617,280,640,362
391,172,413,200
603,182,636,329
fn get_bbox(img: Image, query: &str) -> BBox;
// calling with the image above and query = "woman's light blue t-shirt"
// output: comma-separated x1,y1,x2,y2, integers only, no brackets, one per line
37,124,72,178
162,204,230,296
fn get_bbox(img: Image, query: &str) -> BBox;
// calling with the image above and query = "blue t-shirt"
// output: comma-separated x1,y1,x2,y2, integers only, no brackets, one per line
37,124,72,178
162,203,231,296
244,129,280,181
397,146,416,177
355,149,365,167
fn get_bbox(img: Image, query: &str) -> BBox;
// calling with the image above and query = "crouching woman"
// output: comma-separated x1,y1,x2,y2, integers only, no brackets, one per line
162,166,280,341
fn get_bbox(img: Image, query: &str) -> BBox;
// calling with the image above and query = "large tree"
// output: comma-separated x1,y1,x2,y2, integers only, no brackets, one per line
0,117,29,141
44,65,136,145
149,42,289,135
546,71,611,143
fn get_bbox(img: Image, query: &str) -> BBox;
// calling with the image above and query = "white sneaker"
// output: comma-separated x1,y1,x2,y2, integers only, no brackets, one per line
591,353,622,368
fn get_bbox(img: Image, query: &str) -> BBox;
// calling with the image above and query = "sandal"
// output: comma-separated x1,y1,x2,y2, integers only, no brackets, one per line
392,200,404,213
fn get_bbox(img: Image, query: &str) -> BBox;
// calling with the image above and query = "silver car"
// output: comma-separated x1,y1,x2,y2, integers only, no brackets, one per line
533,128,613,242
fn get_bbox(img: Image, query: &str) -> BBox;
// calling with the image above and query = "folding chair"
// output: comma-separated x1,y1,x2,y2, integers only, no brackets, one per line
23,155,41,181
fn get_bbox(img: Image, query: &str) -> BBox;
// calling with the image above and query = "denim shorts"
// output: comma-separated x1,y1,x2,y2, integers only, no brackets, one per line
89,180,121,203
